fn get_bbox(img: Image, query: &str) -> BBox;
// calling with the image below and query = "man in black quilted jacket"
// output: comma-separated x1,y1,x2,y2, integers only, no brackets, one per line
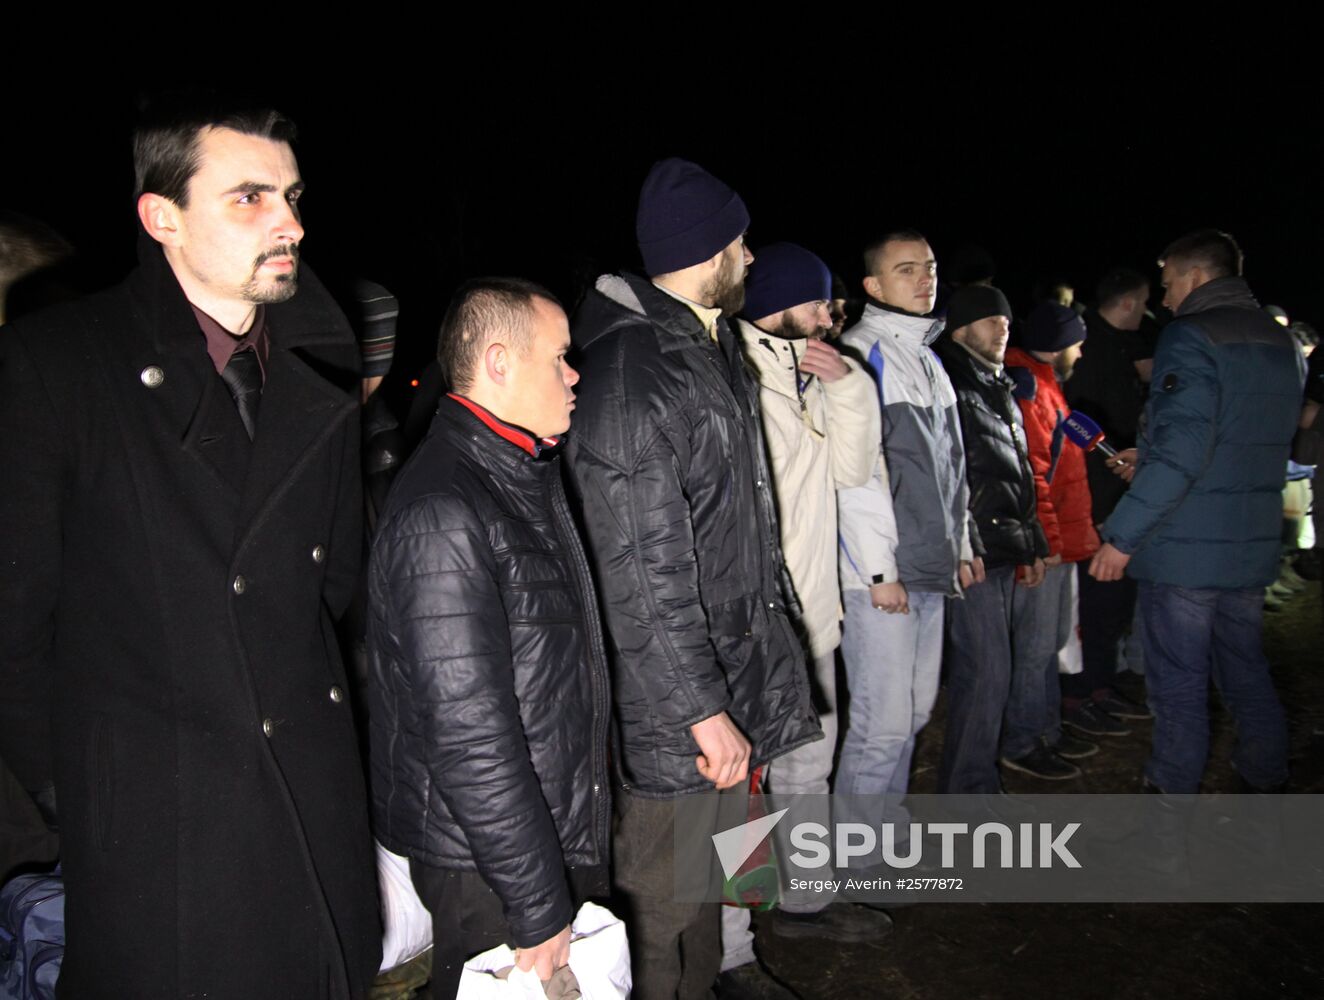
567,159,821,999
367,278,612,996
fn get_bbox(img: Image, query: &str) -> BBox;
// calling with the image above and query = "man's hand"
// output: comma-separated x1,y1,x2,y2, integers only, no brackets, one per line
869,580,909,614
515,924,571,982
1089,543,1132,582
798,338,850,383
1044,553,1064,568
1107,448,1137,483
958,558,985,589
691,711,751,790
1019,557,1046,588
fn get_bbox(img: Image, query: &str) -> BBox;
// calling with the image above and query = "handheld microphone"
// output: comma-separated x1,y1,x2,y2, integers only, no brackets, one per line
1063,411,1122,461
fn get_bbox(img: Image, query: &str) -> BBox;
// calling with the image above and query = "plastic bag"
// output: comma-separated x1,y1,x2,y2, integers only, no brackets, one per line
455,901,630,1000
375,842,433,972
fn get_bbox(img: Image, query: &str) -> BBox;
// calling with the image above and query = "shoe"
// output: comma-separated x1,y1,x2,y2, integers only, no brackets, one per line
715,961,803,1000
1051,732,1099,759
1000,744,1081,780
769,902,893,943
1092,690,1153,720
1062,701,1132,737
1277,561,1309,590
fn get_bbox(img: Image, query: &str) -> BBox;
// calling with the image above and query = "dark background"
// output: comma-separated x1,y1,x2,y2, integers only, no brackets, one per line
7,64,1320,390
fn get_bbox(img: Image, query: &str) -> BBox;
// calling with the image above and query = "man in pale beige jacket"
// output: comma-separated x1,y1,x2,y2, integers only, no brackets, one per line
720,243,887,978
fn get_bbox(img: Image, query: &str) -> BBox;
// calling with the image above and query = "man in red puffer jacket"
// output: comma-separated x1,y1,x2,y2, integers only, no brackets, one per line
1002,303,1110,780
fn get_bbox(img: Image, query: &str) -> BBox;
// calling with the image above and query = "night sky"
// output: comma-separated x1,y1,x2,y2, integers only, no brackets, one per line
8,67,1320,387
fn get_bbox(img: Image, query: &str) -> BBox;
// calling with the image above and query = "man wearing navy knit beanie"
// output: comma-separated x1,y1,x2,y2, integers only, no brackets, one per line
568,162,821,999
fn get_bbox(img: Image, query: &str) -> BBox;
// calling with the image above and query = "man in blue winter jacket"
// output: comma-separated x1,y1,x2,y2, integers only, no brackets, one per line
1090,229,1304,793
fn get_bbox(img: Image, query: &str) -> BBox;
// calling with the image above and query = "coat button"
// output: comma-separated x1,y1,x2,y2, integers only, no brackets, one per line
233,574,247,595
140,366,165,388
329,686,343,703
262,718,273,737
311,544,326,564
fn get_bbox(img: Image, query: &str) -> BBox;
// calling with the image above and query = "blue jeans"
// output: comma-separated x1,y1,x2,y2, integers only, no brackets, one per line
938,564,1016,793
1004,561,1072,758
836,589,945,863
1138,582,1288,793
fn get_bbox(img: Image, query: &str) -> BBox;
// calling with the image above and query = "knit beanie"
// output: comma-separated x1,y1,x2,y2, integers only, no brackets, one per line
742,243,831,320
352,279,397,378
1023,300,1087,352
636,158,750,276
945,284,1012,333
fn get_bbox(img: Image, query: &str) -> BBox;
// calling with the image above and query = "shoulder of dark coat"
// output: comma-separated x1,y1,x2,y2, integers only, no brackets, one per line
2,282,128,363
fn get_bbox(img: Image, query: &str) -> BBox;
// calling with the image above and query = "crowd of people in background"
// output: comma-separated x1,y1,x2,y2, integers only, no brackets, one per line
1,100,1319,1000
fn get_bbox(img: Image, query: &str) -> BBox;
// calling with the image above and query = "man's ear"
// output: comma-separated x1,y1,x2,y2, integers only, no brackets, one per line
483,341,509,385
862,275,882,300
137,193,182,247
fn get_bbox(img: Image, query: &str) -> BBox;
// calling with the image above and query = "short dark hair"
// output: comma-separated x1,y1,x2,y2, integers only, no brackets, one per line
438,277,562,394
1095,267,1150,310
863,229,929,277
134,100,297,206
1159,229,1243,279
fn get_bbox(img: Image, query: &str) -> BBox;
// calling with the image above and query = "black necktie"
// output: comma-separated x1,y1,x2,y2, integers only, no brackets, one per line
220,349,261,439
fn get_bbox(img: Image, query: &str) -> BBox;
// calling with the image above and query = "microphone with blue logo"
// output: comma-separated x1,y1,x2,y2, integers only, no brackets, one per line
1062,411,1129,466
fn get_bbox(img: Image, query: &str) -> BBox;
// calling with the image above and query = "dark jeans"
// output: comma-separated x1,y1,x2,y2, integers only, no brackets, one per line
614,786,749,1000
1004,561,1071,757
1066,565,1137,703
1137,582,1289,793
939,564,1017,793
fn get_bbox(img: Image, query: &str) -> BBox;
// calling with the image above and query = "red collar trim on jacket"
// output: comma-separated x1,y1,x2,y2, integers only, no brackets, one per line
447,393,561,457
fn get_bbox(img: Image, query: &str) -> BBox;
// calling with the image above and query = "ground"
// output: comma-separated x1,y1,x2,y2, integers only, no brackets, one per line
754,580,1324,1000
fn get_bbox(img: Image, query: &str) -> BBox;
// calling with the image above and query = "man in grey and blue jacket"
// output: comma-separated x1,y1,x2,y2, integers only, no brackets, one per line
836,231,978,862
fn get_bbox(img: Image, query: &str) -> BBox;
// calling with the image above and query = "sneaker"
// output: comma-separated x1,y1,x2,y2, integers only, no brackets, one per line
1092,690,1153,720
770,902,893,943
1062,701,1132,737
1000,744,1081,780
1051,732,1099,759
715,961,803,1000
1277,561,1309,590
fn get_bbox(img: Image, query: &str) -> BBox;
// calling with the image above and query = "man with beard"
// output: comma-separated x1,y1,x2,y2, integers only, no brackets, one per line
1004,304,1106,775
716,244,887,978
836,231,976,859
933,286,1064,792
0,103,380,997
567,160,821,999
